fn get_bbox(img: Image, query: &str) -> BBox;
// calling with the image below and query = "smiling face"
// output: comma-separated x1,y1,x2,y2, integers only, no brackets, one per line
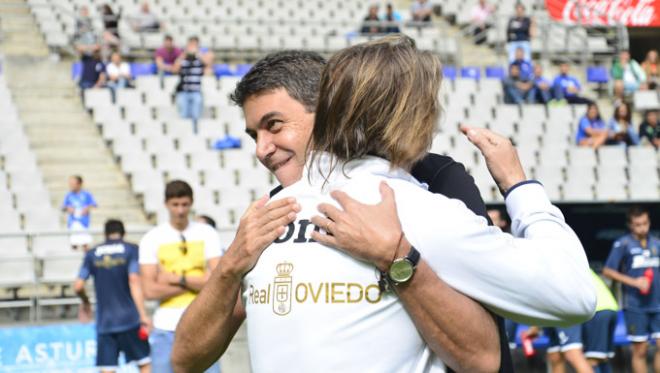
243,88,315,187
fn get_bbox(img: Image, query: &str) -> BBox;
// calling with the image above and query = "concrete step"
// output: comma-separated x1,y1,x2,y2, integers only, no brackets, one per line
29,137,107,149
25,125,99,138
20,112,93,126
14,99,85,113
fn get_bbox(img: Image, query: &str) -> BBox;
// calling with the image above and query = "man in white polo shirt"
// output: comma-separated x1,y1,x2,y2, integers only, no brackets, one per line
139,180,222,373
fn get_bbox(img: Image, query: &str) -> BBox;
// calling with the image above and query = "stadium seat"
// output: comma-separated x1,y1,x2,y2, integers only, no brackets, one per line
130,63,157,78
32,235,73,258
460,66,481,80
569,147,597,167
595,182,627,201
634,91,660,111
213,64,233,78
562,181,594,201
71,62,82,81
0,253,36,320
598,147,628,167
586,66,609,84
485,66,505,79
442,66,457,81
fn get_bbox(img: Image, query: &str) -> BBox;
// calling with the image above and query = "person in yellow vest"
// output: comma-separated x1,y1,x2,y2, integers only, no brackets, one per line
583,270,619,373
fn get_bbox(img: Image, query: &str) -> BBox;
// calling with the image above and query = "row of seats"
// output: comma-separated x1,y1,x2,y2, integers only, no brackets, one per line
0,78,61,234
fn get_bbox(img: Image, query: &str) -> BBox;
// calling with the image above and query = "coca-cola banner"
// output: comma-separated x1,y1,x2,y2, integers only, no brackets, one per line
546,0,660,27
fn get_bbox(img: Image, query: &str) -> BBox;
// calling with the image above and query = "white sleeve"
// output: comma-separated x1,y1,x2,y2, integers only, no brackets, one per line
106,64,117,77
204,227,223,260
120,63,131,76
138,231,158,265
397,181,597,327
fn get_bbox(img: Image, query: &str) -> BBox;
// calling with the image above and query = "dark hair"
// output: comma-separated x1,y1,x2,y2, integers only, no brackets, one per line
188,36,199,44
586,102,601,121
230,50,326,112
613,102,631,123
71,175,83,184
164,34,173,41
627,206,649,223
197,215,217,228
165,180,193,201
102,4,113,15
104,219,125,238
644,110,658,123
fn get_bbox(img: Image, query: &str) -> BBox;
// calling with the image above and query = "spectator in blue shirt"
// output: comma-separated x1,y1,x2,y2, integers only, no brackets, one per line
553,62,593,104
74,219,151,373
607,102,640,147
62,175,98,249
510,47,533,81
603,207,660,373
382,3,401,33
79,50,106,91
530,64,552,104
576,103,608,148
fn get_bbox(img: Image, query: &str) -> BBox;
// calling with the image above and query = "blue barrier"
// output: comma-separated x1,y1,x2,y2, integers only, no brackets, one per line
0,323,138,372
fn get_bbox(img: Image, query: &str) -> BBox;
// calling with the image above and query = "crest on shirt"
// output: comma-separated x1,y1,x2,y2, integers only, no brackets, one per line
273,262,294,316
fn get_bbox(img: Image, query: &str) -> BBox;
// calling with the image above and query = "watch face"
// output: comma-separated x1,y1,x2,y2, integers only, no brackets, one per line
389,259,414,283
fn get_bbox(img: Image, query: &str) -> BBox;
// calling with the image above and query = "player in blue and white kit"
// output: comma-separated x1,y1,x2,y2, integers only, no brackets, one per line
74,219,151,373
603,207,660,373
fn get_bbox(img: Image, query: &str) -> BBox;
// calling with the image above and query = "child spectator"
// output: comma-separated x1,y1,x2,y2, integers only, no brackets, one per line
607,102,640,146
639,110,660,147
553,62,593,104
641,49,659,90
612,50,647,97
576,103,608,148
62,175,97,250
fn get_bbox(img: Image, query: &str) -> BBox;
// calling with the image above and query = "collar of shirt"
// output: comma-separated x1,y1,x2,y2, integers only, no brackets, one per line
302,151,428,193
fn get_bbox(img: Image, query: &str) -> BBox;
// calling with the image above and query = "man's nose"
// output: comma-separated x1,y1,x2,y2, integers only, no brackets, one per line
255,131,275,161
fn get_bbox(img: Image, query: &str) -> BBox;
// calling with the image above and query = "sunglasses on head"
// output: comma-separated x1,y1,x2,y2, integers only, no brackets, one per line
179,233,187,255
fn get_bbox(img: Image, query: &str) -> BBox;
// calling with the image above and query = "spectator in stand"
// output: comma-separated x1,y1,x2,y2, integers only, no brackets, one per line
553,61,593,104
510,47,533,80
503,64,533,104
641,49,659,90
506,3,534,62
74,219,151,373
130,2,160,33
155,35,181,76
470,0,494,45
411,0,433,23
603,207,660,373
73,6,99,56
530,64,553,104
79,49,106,91
100,4,121,51
607,102,640,146
576,103,608,148
106,51,132,101
612,50,647,98
639,110,660,148
173,36,206,131
62,175,97,250
361,5,381,35
382,4,401,34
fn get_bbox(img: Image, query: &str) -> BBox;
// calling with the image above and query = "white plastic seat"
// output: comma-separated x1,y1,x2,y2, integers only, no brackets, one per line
629,182,659,200
189,151,221,171
40,253,83,284
84,88,112,109
598,146,627,167
595,182,627,201
23,209,60,231
130,169,164,194
32,235,73,258
628,147,658,167
203,169,237,188
566,165,596,185
221,150,256,169
154,152,187,171
116,89,143,107
597,164,626,183
568,147,598,167
562,181,594,201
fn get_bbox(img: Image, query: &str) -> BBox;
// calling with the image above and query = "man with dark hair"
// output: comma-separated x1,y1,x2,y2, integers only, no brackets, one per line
173,37,206,131
603,207,660,373
62,175,97,250
171,50,588,372
74,219,151,373
139,180,222,373
155,34,181,75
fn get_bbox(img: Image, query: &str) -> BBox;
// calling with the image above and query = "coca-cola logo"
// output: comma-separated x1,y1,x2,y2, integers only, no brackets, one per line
547,0,660,27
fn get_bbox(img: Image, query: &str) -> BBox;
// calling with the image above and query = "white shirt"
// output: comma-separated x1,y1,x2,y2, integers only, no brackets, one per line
243,153,596,373
106,62,130,79
139,221,222,331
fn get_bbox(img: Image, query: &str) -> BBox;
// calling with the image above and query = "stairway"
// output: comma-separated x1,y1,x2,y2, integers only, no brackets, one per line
1,0,149,228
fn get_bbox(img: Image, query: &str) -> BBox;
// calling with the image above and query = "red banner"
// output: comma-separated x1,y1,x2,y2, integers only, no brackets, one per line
546,0,660,27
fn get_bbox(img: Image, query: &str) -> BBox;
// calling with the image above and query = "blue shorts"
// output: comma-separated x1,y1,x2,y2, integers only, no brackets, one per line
150,328,220,373
545,325,583,353
504,319,518,349
624,309,660,342
97,326,150,369
583,309,617,359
